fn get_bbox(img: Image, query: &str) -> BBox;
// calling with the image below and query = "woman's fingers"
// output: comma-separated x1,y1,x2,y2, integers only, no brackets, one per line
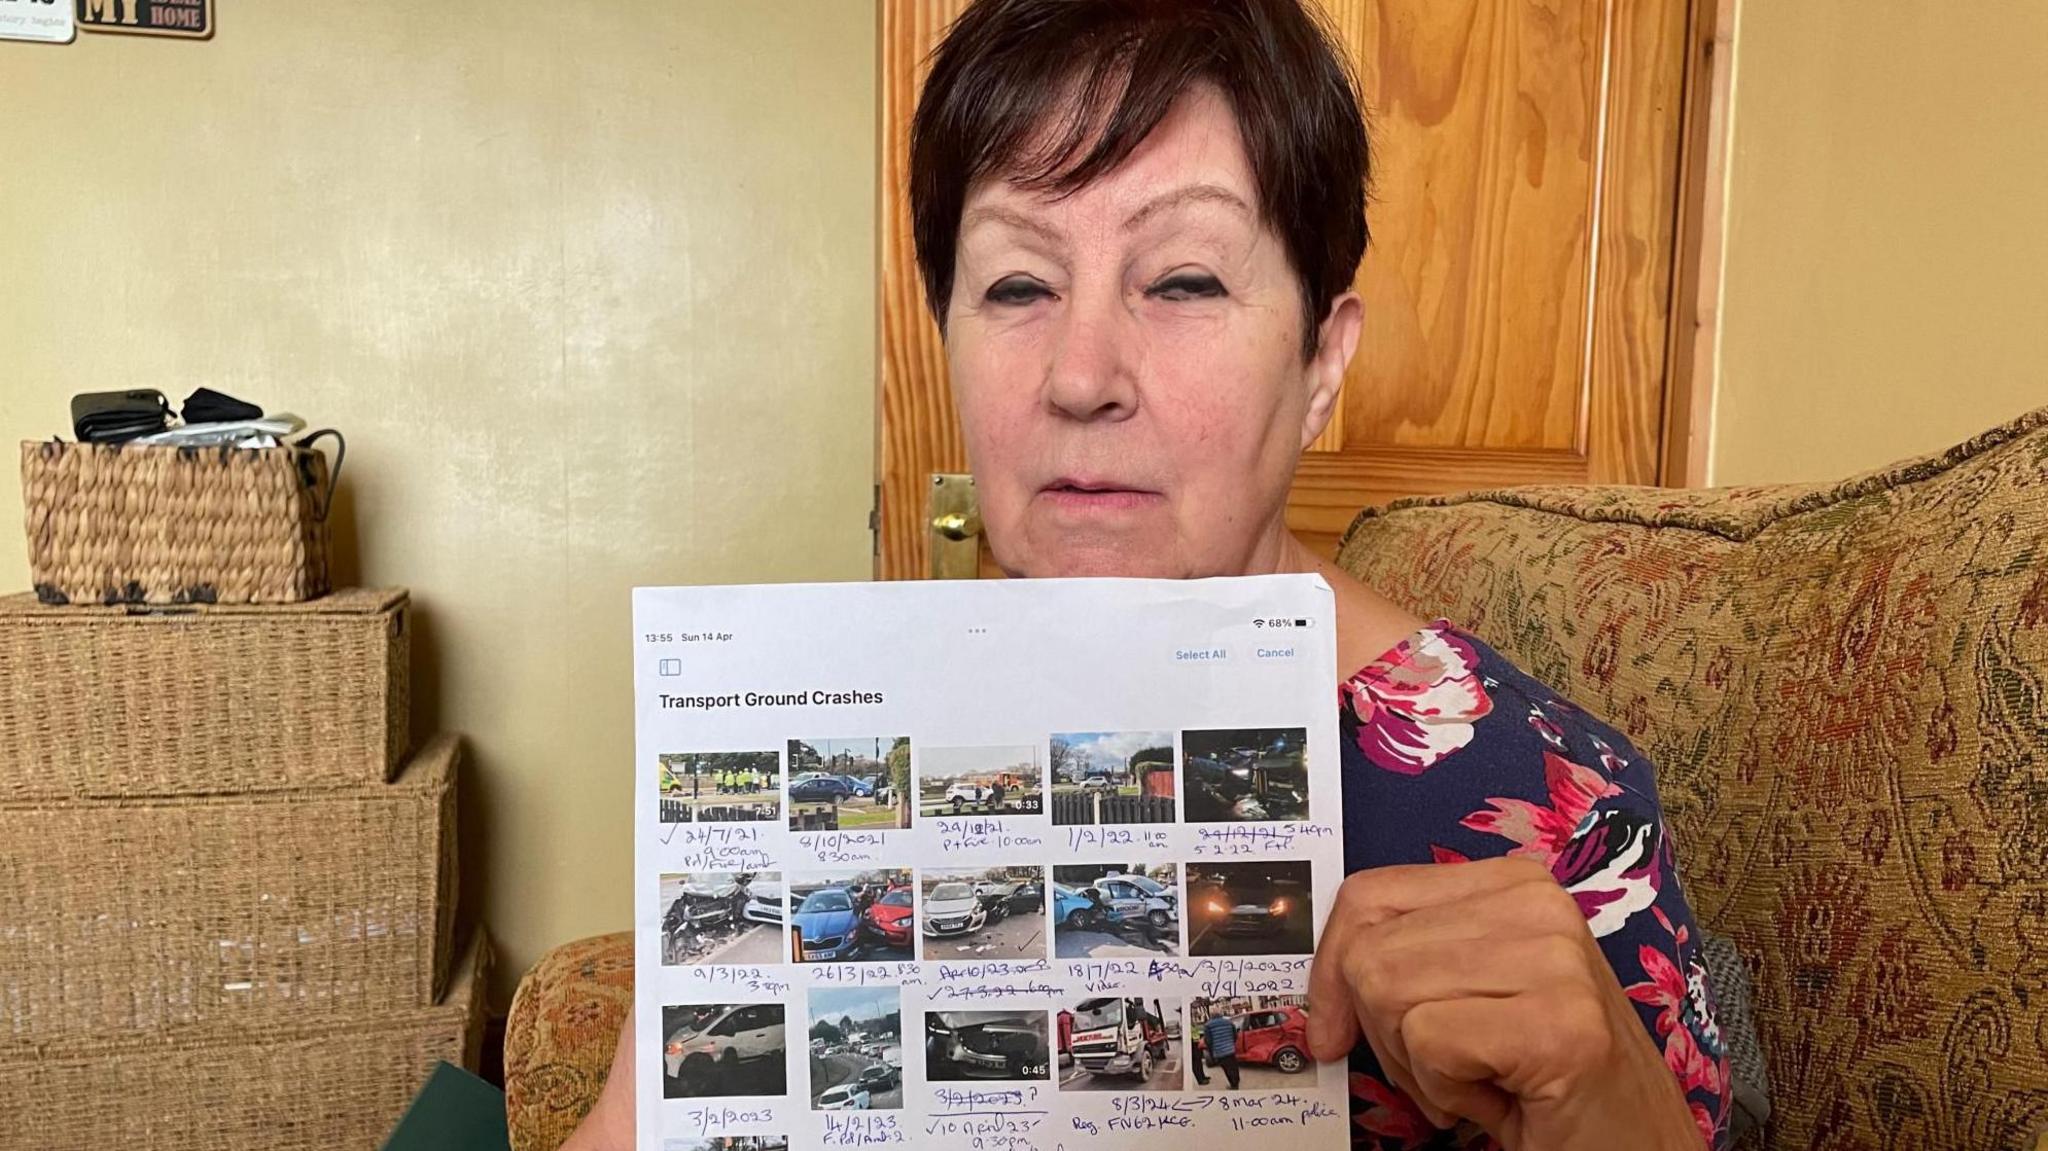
1340,931,1590,1132
1309,860,1550,1129
1307,872,1444,1124
1334,856,1558,924
1358,929,1598,1020
1310,917,1448,1128
1357,1004,1454,1130
1308,857,1561,1057
1398,997,1527,1133
1305,898,1364,1059
1308,862,1702,1146
1309,856,1601,1132
1361,871,1583,954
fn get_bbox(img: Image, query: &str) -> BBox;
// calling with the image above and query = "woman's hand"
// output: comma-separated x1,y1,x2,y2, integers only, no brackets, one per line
1306,857,1700,1150
559,1008,636,1151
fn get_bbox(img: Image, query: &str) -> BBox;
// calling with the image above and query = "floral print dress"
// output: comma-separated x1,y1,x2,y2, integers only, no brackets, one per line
1339,622,1731,1149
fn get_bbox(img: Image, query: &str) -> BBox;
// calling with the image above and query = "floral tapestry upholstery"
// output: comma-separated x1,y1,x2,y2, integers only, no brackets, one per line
1335,406,2048,1150
504,931,632,1151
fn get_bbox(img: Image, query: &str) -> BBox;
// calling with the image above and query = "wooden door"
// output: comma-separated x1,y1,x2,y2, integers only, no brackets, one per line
879,0,1708,575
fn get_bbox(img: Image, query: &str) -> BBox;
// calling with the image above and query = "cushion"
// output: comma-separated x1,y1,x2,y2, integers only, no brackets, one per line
1336,405,2048,1150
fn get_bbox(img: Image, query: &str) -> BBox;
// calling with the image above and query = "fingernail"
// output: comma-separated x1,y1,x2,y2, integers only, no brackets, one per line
1306,1013,1332,1055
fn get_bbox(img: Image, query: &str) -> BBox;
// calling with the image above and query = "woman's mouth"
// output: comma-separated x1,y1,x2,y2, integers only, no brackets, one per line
1038,478,1164,513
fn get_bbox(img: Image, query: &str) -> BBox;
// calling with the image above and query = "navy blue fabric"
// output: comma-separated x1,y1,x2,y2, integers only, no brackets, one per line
1335,624,1729,1149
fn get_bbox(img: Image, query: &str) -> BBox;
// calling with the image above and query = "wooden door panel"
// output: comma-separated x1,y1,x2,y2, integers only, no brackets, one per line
1285,0,1692,556
880,0,1697,577
879,0,974,581
1583,0,1692,488
1330,0,1598,453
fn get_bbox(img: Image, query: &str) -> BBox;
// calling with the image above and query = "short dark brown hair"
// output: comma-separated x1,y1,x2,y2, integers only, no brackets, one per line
910,0,1370,358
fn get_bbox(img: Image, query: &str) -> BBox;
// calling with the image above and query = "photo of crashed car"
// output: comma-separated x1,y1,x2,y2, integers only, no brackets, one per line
1181,727,1310,822
921,882,986,939
1050,865,1180,957
920,867,1048,958
862,884,916,952
659,871,784,966
789,869,915,962
792,886,864,962
1188,996,1315,1089
743,875,784,927
925,1011,1052,1081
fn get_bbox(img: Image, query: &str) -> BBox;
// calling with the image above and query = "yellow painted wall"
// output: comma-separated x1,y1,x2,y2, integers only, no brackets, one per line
0,2,878,1003
1711,0,2048,485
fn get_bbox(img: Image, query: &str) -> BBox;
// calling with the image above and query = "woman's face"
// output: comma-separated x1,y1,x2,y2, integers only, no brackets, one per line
945,84,1359,579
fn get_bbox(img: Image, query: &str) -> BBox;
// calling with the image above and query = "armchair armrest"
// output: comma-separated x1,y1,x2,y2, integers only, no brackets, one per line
504,932,634,1151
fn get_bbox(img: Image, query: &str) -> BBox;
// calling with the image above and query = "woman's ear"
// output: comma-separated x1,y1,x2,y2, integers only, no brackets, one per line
1300,291,1363,449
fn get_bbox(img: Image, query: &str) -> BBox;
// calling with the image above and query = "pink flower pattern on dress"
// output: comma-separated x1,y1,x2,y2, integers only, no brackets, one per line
1625,909,1730,1149
1340,621,1729,1148
1460,751,1663,938
1459,751,1620,859
1342,625,1495,775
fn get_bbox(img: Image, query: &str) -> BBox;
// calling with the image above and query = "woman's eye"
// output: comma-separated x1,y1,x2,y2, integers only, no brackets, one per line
1149,274,1227,302
985,277,1052,305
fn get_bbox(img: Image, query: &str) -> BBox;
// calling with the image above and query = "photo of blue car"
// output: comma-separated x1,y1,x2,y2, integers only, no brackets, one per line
1051,883,1096,929
791,886,864,962
1051,866,1182,958
789,775,855,803
788,869,916,963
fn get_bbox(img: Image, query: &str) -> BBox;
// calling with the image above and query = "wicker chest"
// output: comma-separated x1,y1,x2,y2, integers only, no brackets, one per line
0,583,476,1149
0,589,409,799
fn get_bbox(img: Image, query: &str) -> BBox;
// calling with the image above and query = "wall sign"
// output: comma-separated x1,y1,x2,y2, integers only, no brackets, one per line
77,0,210,38
0,0,75,43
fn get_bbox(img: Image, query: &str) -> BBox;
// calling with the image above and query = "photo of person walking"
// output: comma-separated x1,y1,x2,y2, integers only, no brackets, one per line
1194,999,1239,1090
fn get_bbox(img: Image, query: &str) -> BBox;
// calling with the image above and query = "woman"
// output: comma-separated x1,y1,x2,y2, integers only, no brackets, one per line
569,0,1729,1146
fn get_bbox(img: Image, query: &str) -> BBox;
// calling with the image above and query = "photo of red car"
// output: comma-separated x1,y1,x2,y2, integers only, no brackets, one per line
1231,1004,1310,1074
861,884,916,952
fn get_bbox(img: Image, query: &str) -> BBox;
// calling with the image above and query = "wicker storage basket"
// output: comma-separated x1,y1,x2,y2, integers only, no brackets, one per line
0,588,408,799
0,734,459,1051
0,930,489,1151
20,438,334,606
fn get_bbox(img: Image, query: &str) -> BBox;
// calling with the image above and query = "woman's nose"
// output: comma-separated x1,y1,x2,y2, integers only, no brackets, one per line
1044,293,1139,422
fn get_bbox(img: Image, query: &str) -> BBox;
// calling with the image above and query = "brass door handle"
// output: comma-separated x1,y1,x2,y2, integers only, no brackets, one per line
928,473,982,579
932,511,982,541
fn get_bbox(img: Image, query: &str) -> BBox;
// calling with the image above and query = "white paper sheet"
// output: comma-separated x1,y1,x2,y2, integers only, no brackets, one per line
633,576,1348,1151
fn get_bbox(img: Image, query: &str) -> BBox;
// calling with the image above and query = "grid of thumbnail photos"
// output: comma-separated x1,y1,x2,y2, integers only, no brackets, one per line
657,989,1322,1105
658,726,1309,833
654,724,1321,1108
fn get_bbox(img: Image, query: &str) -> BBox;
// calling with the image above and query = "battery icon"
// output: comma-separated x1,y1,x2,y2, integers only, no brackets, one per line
1294,619,1311,627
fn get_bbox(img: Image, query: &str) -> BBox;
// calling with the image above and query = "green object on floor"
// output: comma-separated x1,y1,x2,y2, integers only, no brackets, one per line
382,1061,511,1151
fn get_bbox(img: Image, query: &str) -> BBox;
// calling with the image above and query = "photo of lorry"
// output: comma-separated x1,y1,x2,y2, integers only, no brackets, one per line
1060,997,1174,1086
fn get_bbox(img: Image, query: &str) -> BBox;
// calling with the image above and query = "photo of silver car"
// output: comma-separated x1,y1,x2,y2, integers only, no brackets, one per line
921,881,988,938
